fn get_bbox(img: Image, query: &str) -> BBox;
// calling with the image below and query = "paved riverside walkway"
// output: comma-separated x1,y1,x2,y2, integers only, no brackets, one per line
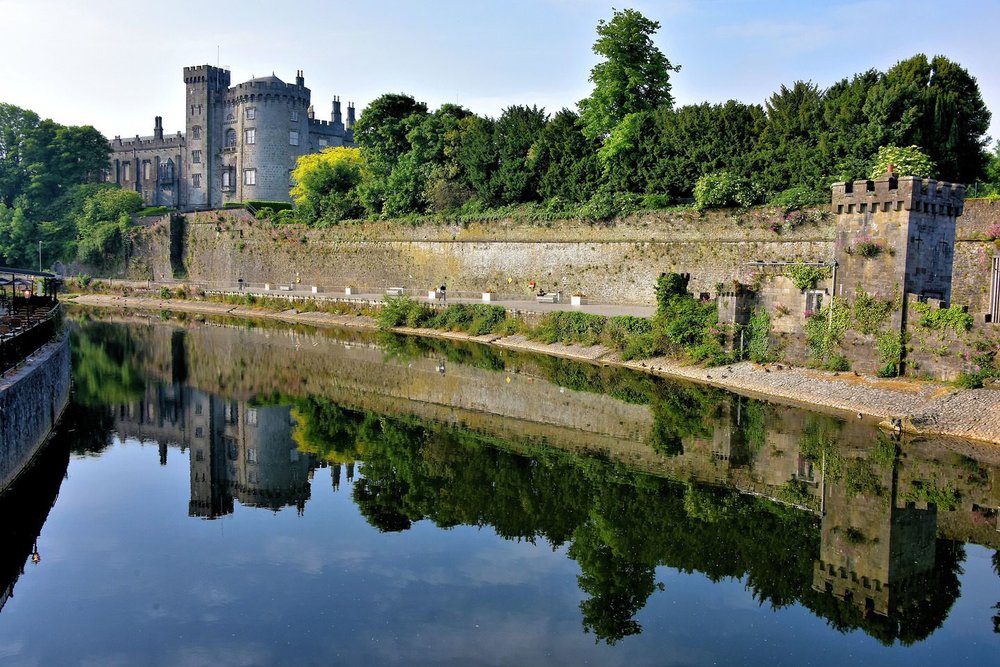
68,293,1000,446
215,285,657,318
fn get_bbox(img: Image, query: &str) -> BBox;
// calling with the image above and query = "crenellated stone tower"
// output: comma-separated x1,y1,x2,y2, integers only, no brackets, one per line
831,170,965,306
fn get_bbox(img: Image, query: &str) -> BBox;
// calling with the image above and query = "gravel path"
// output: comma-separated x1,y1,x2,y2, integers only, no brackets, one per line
69,294,1000,445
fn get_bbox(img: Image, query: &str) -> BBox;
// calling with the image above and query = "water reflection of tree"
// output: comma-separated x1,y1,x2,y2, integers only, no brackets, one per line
69,320,149,408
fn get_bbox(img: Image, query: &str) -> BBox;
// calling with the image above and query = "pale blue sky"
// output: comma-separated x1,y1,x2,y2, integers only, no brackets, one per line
2,0,998,145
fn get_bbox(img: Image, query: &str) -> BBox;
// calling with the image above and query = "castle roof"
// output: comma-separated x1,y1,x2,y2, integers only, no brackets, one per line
247,74,285,85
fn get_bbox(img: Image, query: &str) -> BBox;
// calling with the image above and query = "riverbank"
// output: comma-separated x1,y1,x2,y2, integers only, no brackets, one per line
67,293,1000,445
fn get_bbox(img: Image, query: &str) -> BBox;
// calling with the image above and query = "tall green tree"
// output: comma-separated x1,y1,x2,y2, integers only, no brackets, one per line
74,185,142,268
353,93,428,216
531,109,601,203
493,105,547,205
756,81,827,193
578,8,680,142
863,54,991,184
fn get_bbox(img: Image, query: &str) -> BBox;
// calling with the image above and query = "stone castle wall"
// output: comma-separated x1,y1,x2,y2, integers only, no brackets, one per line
0,336,71,492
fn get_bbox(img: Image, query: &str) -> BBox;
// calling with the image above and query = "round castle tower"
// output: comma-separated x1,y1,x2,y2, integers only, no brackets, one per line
221,72,311,204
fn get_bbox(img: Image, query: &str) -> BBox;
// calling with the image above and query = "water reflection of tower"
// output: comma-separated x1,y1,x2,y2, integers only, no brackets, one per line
813,448,937,619
189,398,313,517
112,384,316,518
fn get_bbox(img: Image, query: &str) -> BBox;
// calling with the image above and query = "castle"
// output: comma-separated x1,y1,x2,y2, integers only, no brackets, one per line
106,65,356,210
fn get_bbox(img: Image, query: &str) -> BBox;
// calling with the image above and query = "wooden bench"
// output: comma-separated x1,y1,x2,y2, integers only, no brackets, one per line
535,292,561,303
385,287,406,297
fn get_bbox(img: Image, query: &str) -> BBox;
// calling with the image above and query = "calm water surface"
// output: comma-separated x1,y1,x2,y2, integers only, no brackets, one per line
0,314,998,666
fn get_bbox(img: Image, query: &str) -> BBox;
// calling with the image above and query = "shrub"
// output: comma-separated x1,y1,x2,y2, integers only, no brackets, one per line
246,200,294,213
875,332,903,377
911,301,973,334
785,264,830,291
955,372,984,389
641,193,673,210
746,308,772,363
377,296,430,329
869,145,935,179
158,286,172,299
770,186,826,209
694,171,762,210
578,190,642,222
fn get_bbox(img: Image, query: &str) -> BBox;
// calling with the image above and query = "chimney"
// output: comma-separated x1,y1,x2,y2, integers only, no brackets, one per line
154,116,164,141
295,69,304,87
332,96,342,125
347,102,355,129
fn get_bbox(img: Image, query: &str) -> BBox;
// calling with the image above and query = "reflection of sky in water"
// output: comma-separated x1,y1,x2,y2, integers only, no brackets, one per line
0,437,996,666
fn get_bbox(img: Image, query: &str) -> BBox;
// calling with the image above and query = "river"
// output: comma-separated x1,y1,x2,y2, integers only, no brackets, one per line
0,311,997,665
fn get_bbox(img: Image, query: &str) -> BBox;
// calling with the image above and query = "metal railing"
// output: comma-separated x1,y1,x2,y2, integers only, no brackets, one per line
0,302,61,376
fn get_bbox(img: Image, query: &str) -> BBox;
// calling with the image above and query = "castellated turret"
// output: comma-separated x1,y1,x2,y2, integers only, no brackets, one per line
106,65,355,211
832,169,964,306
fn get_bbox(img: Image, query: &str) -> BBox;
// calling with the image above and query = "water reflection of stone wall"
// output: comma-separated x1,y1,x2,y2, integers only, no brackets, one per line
73,317,1000,645
102,317,1000,546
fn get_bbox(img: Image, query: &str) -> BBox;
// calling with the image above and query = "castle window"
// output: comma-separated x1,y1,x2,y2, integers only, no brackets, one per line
244,168,256,186
225,128,237,147
142,161,151,180
160,159,174,181
192,150,201,164
192,125,202,139
195,427,204,439
805,290,824,314
247,448,257,464
122,163,131,182
245,107,256,120
318,138,328,147
222,169,234,191
290,110,299,122
289,130,299,146
244,128,256,144
192,173,201,188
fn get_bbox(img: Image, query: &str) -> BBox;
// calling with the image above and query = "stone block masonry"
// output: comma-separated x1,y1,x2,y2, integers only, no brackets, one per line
123,193,999,382
0,336,71,492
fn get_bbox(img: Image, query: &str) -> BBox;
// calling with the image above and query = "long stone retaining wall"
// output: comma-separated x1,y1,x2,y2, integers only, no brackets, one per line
0,335,71,492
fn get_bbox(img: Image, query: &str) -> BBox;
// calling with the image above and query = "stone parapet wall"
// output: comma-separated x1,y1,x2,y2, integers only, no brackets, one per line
0,336,71,492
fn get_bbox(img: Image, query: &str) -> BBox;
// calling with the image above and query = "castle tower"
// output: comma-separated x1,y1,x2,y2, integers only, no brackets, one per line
153,116,164,141
183,65,231,210
832,170,965,306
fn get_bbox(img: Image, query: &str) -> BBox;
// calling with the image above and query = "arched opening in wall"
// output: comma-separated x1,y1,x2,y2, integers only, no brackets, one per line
225,128,236,147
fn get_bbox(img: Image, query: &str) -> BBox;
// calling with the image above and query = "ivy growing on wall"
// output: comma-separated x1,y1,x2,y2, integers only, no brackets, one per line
911,301,973,334
784,264,830,291
745,308,772,363
852,288,899,335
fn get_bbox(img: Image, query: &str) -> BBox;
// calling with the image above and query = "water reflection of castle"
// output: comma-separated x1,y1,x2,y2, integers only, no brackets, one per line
112,384,353,519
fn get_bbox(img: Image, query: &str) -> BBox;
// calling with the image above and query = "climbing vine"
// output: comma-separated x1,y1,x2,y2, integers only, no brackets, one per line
745,308,772,363
784,263,831,291
911,301,973,334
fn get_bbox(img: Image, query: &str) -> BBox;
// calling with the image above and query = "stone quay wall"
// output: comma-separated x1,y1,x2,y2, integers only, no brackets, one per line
0,335,71,492
124,199,999,380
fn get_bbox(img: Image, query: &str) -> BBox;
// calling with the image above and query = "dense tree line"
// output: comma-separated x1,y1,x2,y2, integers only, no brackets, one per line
0,102,132,269
294,9,992,223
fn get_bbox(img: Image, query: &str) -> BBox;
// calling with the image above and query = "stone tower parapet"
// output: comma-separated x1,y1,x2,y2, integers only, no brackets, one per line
832,170,964,306
832,174,965,218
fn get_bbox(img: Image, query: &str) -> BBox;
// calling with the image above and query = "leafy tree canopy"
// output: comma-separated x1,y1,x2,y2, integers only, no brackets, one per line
578,8,680,142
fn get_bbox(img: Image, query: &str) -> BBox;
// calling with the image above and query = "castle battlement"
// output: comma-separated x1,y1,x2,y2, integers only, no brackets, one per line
113,132,185,148
183,64,231,88
832,173,965,217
